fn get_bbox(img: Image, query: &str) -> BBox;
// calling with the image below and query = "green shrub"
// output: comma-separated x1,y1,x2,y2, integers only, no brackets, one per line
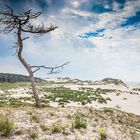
81,101,86,105
0,101,7,107
15,129,22,135
98,129,108,140
40,124,50,131
116,93,120,96
98,97,107,104
51,123,65,133
0,114,14,136
106,97,111,101
41,123,65,133
133,88,140,91
72,116,87,129
31,115,39,123
30,132,38,139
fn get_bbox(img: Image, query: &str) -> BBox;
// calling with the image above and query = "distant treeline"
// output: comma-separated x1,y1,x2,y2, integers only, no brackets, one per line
0,73,41,83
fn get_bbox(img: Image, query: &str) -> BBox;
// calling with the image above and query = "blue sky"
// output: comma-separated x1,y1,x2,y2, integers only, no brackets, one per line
0,0,140,82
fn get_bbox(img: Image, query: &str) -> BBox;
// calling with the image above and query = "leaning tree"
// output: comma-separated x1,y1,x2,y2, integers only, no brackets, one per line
0,6,69,107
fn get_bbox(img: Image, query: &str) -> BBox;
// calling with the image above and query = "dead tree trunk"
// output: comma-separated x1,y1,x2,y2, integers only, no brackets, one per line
17,28,41,107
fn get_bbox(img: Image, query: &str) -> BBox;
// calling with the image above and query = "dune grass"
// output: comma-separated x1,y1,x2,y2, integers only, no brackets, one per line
0,114,14,136
0,82,30,90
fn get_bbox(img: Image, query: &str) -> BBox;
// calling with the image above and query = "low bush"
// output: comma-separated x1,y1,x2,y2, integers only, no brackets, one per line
30,115,40,123
98,129,108,140
0,114,14,136
72,115,87,129
40,124,50,131
51,123,65,133
30,132,38,139
41,123,65,133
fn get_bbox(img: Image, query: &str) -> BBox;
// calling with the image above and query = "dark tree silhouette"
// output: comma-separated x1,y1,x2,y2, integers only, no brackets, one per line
0,6,69,107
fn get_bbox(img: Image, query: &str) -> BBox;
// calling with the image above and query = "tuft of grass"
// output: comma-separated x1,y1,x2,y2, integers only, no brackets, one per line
98,129,108,140
103,108,113,113
40,123,65,133
27,111,33,115
30,115,39,123
0,101,7,107
0,114,14,136
72,115,87,129
40,124,50,131
51,123,65,133
30,132,38,139
15,129,22,135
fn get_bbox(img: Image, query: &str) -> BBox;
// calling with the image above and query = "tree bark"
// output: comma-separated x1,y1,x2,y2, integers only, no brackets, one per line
17,28,41,107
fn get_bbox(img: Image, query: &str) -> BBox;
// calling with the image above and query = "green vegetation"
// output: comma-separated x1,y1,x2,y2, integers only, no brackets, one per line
0,81,118,108
51,123,65,133
44,87,112,106
101,78,126,86
36,80,47,87
0,106,139,139
98,129,108,140
30,132,38,139
30,115,40,123
72,115,87,129
15,129,22,135
0,82,30,90
0,100,33,108
0,114,14,136
132,88,140,91
40,123,66,133
98,97,107,104
103,108,113,113
40,124,50,131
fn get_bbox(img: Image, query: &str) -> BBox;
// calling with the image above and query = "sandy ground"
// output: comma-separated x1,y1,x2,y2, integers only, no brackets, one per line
87,92,140,115
1,106,140,140
58,84,140,115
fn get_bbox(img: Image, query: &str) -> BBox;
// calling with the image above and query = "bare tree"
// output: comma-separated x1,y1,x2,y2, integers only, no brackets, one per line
0,6,69,107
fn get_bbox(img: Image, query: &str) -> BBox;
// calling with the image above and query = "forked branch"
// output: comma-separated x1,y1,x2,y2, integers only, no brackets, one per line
31,62,70,74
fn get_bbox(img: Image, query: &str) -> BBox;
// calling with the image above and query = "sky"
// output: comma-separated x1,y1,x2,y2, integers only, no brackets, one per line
0,0,140,82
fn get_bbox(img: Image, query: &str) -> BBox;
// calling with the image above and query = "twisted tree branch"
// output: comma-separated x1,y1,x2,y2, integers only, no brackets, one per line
31,62,70,74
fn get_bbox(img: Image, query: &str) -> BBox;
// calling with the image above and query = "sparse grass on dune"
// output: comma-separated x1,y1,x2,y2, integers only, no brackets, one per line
0,82,31,90
0,114,14,137
0,100,33,108
0,81,46,91
0,106,139,140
